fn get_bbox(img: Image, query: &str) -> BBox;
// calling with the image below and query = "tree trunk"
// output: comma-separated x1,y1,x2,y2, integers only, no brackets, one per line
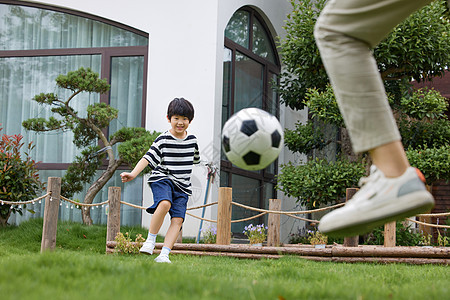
339,128,359,162
0,206,11,227
81,159,123,225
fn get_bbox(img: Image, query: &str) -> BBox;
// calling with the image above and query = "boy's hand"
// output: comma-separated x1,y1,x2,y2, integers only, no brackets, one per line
120,172,135,183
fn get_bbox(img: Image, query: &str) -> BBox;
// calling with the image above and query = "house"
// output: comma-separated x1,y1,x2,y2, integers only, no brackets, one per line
1,0,308,243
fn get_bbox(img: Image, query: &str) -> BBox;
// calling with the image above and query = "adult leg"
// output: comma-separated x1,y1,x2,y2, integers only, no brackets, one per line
315,0,432,156
314,0,434,236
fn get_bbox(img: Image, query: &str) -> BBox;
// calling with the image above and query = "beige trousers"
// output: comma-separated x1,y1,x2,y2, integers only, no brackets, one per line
314,0,432,153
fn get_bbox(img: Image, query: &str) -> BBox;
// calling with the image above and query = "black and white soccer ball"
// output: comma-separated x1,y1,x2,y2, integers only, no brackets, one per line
222,108,284,171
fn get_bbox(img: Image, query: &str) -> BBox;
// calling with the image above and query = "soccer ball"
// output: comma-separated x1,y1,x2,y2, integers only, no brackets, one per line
222,108,284,171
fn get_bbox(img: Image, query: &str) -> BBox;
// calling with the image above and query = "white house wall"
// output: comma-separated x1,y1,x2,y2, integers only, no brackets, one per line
25,0,306,242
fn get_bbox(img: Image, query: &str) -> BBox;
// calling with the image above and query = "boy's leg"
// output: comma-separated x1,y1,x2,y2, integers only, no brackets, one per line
314,0,434,237
154,188,188,263
154,218,183,263
149,200,172,234
140,200,172,255
163,217,184,249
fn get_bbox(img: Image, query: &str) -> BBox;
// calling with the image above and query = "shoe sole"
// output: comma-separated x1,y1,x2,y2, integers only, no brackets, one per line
154,257,171,263
320,194,434,237
139,249,153,255
154,259,171,263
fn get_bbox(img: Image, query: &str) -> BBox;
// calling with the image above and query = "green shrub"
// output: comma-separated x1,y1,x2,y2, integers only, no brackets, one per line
399,118,450,149
364,221,422,246
406,145,450,185
284,121,328,154
400,88,448,120
0,127,43,226
277,158,366,208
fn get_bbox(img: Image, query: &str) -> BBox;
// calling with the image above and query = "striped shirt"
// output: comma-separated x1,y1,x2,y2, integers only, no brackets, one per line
143,130,200,195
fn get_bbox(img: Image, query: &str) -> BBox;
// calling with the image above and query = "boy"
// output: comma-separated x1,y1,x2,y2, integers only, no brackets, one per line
314,0,435,237
120,98,200,263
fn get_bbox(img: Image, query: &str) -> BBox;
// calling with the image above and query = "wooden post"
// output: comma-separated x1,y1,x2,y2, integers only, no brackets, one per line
343,188,359,247
267,199,281,247
106,186,121,243
384,221,396,247
216,187,232,245
41,177,61,252
418,215,433,237
419,185,433,239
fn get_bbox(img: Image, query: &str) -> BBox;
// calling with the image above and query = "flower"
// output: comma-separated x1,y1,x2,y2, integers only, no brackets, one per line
114,232,144,254
307,230,328,245
243,223,268,244
201,225,217,244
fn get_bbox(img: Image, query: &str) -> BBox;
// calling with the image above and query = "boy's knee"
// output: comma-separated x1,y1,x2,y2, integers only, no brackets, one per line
171,217,183,226
157,200,172,212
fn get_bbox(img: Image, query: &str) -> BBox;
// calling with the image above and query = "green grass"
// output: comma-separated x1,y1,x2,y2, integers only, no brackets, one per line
1,219,448,300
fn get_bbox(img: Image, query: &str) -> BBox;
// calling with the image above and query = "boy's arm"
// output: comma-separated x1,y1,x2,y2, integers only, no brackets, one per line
193,142,200,164
120,158,149,182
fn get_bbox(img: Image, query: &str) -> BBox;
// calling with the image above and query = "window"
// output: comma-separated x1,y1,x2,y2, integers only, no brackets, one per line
0,2,148,226
222,7,280,235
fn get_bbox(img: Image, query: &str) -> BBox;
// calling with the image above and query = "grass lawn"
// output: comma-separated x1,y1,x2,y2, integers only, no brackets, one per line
0,219,448,300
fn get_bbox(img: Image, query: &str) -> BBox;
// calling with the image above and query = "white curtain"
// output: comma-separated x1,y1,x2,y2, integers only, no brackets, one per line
1,3,147,226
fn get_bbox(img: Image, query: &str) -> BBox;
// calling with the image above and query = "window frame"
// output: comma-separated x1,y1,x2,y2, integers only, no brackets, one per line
0,1,149,171
221,7,281,223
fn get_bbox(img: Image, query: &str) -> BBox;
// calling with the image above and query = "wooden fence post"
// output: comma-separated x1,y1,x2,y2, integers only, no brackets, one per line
384,221,396,247
267,198,281,247
216,187,232,245
343,188,359,247
418,185,433,238
106,186,121,244
41,177,61,252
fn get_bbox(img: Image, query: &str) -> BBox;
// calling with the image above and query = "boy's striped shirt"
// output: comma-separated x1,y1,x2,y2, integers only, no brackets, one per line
143,130,200,195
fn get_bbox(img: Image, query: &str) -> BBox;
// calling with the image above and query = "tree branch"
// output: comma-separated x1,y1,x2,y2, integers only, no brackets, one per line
380,67,408,80
65,90,82,105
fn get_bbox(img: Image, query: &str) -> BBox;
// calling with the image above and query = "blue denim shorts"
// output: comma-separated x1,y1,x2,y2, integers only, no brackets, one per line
147,179,189,220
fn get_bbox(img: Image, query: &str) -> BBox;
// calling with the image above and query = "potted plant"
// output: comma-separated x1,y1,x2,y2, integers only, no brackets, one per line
243,224,268,246
308,230,328,248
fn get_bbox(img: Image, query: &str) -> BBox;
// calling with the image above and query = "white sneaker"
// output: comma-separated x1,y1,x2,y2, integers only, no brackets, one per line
139,241,155,255
154,254,171,263
318,166,434,237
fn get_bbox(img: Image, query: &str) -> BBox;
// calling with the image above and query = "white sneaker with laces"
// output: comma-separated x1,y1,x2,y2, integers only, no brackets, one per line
154,254,171,263
318,166,434,237
139,241,155,255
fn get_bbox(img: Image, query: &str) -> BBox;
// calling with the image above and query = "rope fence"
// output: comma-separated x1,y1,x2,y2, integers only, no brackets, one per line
230,201,346,216
2,177,448,252
60,195,109,209
406,217,450,229
0,192,50,206
1,190,448,228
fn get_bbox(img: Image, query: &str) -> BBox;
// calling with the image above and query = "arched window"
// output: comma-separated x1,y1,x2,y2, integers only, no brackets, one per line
0,1,148,226
221,7,280,236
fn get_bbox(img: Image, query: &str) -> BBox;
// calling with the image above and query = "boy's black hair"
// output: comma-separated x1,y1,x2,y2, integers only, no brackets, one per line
167,98,195,121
